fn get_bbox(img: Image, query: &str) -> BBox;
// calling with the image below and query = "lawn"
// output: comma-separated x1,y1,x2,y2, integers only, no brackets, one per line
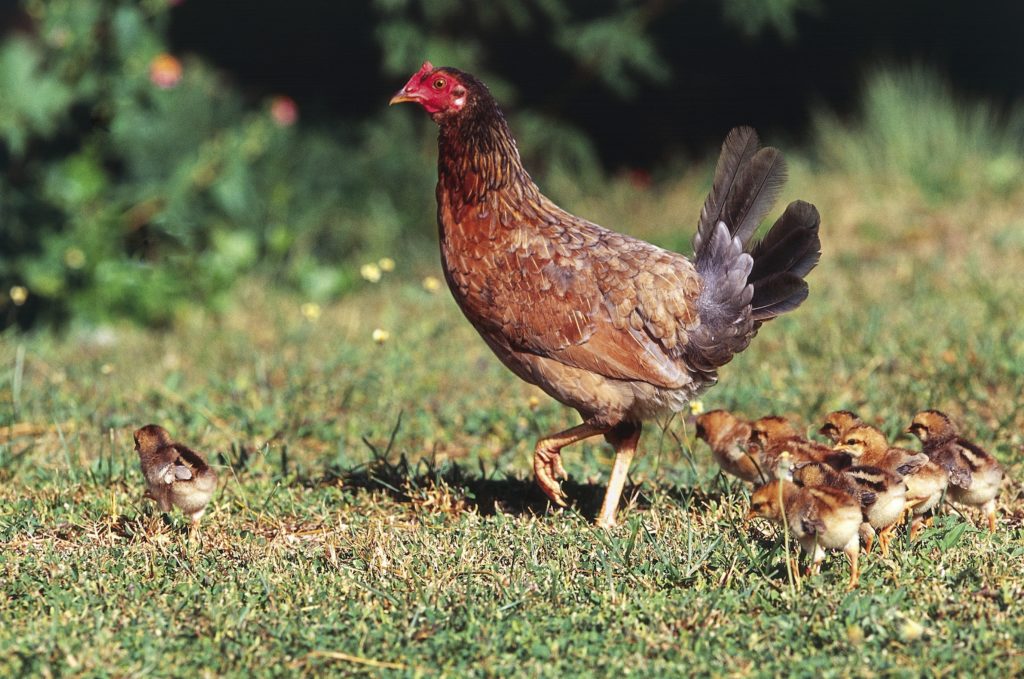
2,152,1024,677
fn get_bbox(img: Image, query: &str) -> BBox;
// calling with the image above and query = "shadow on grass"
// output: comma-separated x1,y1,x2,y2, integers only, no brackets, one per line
308,453,738,525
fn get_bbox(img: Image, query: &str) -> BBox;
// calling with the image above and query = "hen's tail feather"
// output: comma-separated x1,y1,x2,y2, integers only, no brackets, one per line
748,200,821,280
748,200,821,320
684,128,821,374
694,126,787,257
749,273,808,321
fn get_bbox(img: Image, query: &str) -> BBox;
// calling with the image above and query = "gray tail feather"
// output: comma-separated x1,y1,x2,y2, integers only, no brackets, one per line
685,128,821,373
693,126,787,257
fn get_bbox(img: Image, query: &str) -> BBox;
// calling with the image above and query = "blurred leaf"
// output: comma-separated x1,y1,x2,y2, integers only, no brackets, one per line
722,0,818,40
0,37,75,156
555,13,670,98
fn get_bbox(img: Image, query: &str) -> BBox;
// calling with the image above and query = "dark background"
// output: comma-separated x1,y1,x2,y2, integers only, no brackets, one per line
164,0,1024,167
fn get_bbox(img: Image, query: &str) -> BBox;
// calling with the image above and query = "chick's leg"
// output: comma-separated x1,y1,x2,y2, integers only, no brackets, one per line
844,536,860,590
860,523,876,555
596,422,642,529
533,422,609,508
877,523,896,555
981,498,997,532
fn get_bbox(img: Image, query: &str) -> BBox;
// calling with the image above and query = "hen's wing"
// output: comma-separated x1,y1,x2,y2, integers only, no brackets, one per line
481,213,702,389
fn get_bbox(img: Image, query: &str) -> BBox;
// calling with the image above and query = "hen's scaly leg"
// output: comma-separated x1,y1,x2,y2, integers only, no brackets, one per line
533,423,609,508
596,422,642,529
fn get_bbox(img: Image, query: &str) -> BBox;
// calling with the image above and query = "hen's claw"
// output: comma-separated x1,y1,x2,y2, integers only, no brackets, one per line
534,446,569,507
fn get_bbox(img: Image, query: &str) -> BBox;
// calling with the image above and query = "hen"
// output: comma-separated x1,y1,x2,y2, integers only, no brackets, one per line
391,62,821,526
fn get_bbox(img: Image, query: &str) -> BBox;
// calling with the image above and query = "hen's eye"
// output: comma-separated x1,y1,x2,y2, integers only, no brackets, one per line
432,78,446,89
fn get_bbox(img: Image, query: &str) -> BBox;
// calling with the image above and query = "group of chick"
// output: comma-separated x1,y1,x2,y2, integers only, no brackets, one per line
695,408,1005,588
130,409,1005,592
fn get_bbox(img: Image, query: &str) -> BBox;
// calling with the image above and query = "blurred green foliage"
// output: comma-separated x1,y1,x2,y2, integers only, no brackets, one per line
813,66,1024,202
0,0,860,329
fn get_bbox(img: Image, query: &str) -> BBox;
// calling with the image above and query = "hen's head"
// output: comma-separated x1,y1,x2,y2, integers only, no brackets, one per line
389,62,477,121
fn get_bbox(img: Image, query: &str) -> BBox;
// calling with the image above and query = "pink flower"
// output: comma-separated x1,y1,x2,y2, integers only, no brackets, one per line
149,54,183,89
270,96,299,127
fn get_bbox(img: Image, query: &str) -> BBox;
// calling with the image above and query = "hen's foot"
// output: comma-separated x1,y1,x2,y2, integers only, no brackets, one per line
533,446,569,507
532,423,611,511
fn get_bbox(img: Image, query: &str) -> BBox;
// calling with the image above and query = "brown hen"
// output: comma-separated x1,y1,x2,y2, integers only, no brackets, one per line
391,62,821,526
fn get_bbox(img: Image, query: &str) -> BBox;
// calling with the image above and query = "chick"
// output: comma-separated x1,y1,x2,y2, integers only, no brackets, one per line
748,479,862,589
752,416,852,471
134,424,218,527
694,410,768,484
794,461,906,555
902,460,950,540
833,424,928,477
818,410,864,444
834,423,940,541
907,410,1004,531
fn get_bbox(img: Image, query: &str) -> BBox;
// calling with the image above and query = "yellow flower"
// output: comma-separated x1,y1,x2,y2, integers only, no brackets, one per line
378,257,396,272
300,302,321,321
64,248,86,269
360,263,382,283
422,275,442,293
898,618,925,642
688,400,705,416
100,363,114,375
9,286,28,306
371,328,390,344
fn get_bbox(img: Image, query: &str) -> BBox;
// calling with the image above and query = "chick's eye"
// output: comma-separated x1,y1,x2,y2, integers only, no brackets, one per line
432,78,446,89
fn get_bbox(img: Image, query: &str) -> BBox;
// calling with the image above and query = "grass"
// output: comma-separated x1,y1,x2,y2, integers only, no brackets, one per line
4,77,1024,676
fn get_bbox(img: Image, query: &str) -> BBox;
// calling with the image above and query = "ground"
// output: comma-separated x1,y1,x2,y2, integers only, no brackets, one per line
2,162,1023,676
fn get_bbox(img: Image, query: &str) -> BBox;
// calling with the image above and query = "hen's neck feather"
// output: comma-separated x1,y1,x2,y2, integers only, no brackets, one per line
437,94,541,208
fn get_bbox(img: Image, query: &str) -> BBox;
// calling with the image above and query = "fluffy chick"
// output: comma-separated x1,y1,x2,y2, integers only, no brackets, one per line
902,460,949,540
818,410,864,444
834,423,940,540
752,415,852,471
833,424,928,477
794,461,906,555
134,424,218,526
908,410,1004,531
695,410,769,484
748,479,862,589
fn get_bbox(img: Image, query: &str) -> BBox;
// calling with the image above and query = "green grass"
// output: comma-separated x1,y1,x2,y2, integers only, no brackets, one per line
4,97,1024,675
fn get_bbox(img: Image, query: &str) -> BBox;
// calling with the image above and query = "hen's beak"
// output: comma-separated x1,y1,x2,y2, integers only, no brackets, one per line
389,89,418,106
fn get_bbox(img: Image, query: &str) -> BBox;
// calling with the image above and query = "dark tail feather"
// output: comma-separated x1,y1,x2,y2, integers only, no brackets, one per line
693,126,787,259
748,200,821,321
685,129,821,374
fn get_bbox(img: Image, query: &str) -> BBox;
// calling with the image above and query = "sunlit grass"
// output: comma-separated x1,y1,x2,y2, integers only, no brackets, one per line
3,72,1024,675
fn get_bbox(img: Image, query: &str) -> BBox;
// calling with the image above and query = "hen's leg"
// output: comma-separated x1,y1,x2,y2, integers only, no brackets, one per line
596,422,642,528
533,423,609,508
